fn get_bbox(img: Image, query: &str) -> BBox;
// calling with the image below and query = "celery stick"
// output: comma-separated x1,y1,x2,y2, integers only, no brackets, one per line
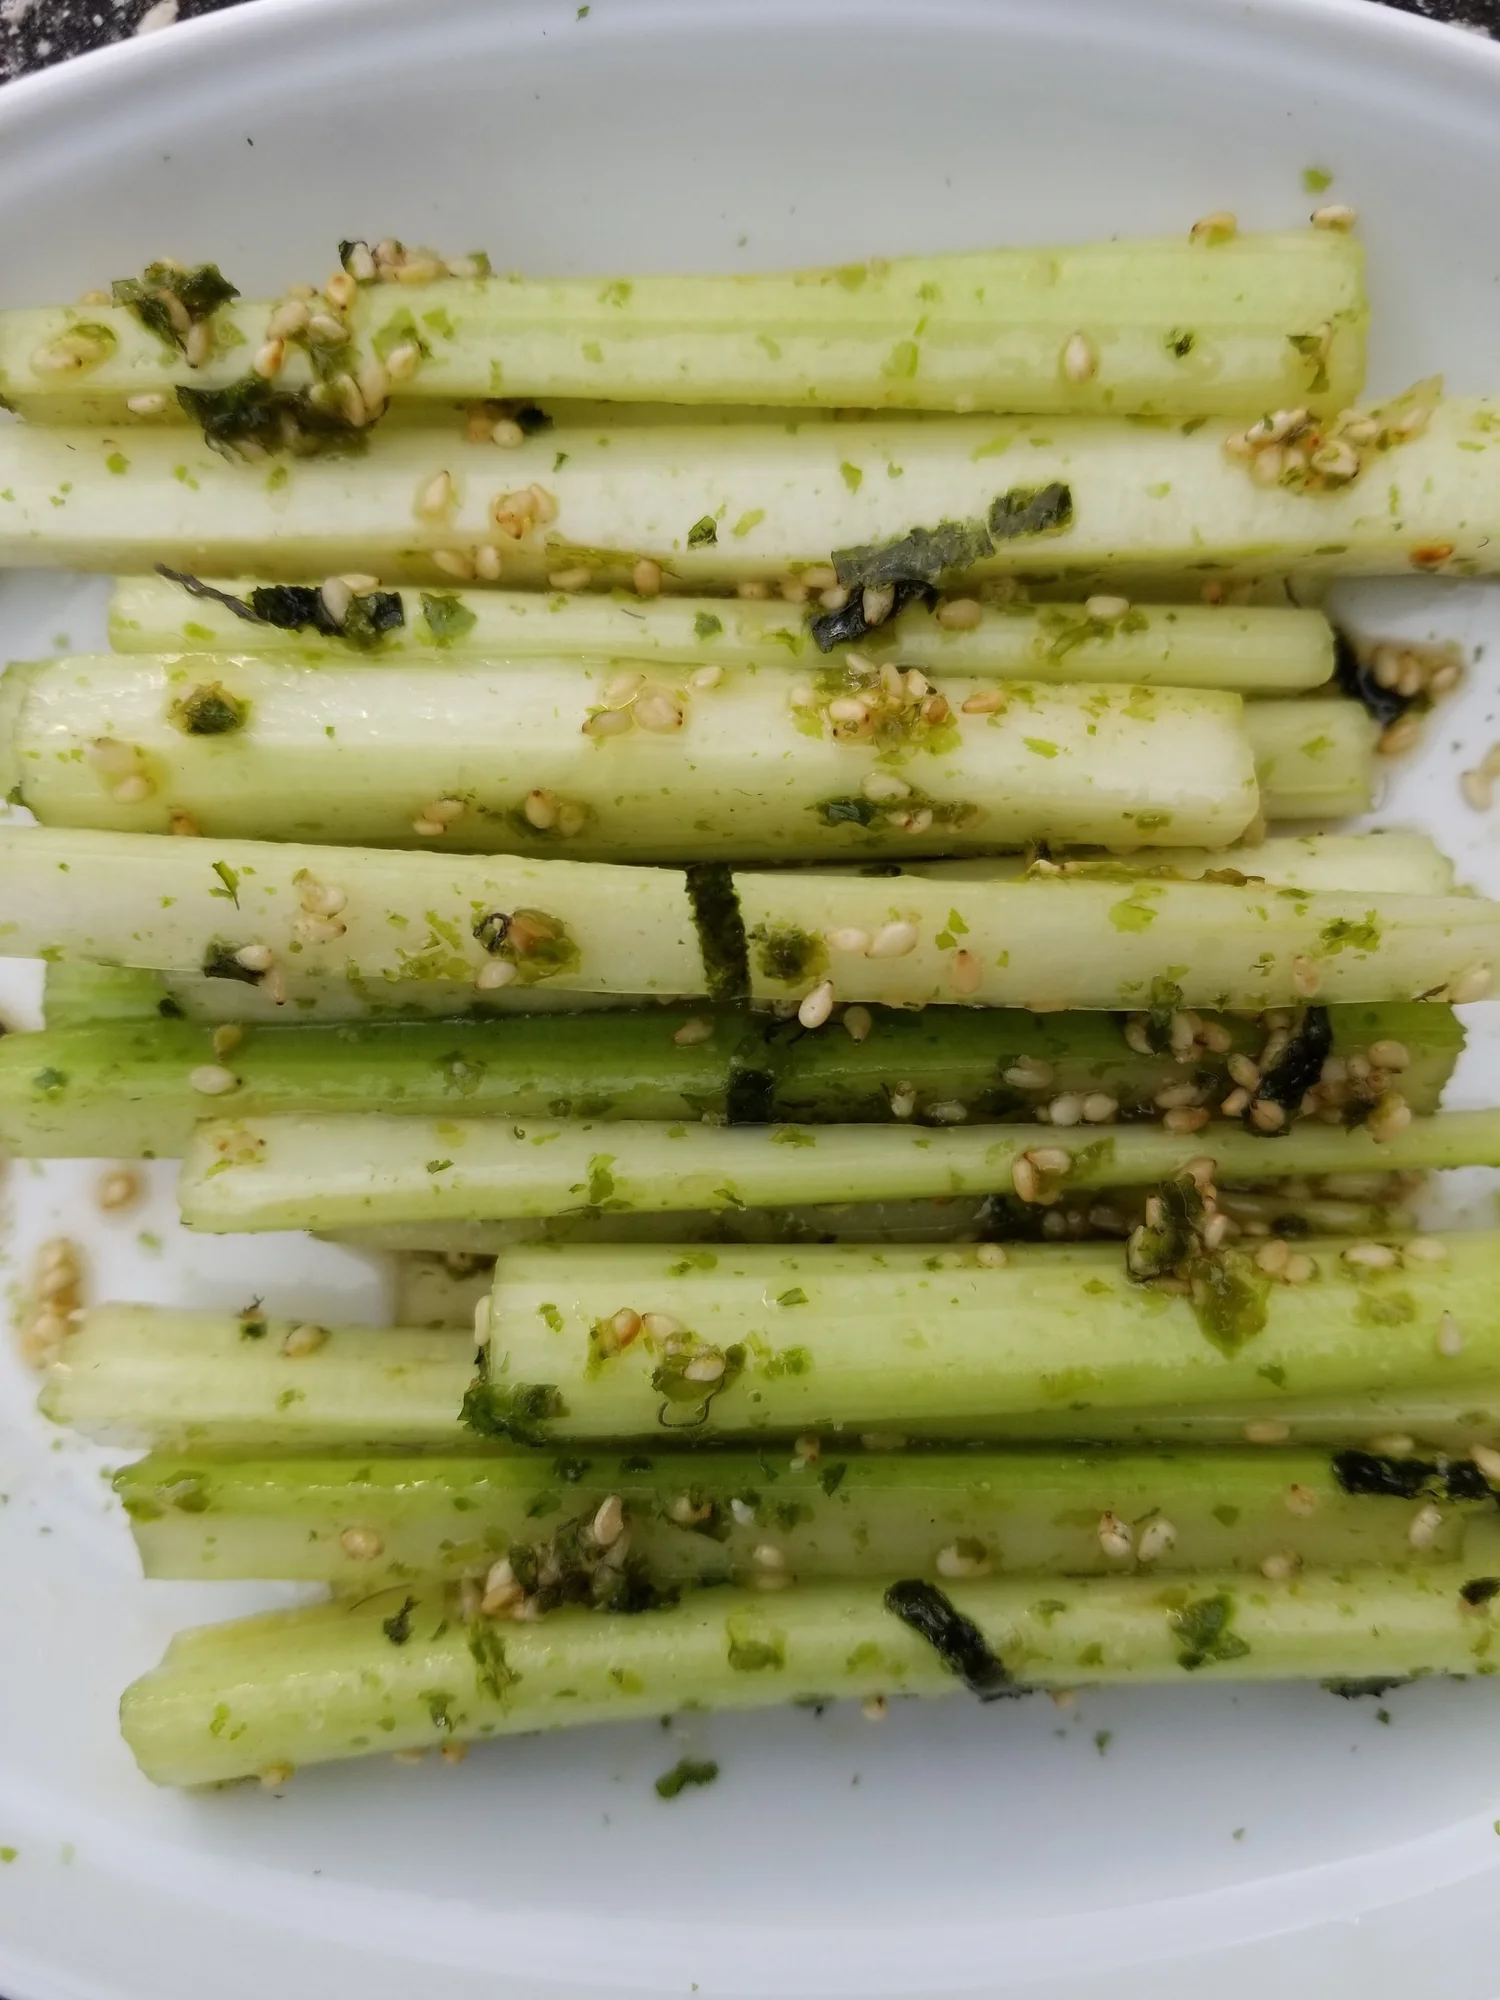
45,1294,1489,1455
39,1306,477,1451
849,831,1456,897
108,574,1337,695
0,826,704,998
119,1566,1496,1788
474,1232,1500,1442
1246,698,1378,820
2,232,1366,426
115,1445,1476,1586
394,1252,496,1330
177,1108,1500,1236
735,868,1500,1010
0,653,1259,858
3,399,1498,590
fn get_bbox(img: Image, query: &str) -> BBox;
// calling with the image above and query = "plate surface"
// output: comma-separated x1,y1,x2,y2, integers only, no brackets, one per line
5,1,1500,1994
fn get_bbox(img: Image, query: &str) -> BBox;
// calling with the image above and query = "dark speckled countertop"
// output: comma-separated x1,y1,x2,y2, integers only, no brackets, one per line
0,0,1494,78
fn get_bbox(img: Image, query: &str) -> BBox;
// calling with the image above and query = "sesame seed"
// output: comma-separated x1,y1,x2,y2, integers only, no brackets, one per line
1449,964,1495,1004
522,789,558,831
1283,1253,1316,1285
1011,1157,1041,1205
1401,1236,1447,1264
1290,955,1321,998
802,565,838,590
1220,1087,1251,1117
549,566,593,592
1030,1147,1071,1175
281,1322,329,1358
793,1433,821,1464
673,1016,714,1046
936,597,984,630
949,950,982,997
1081,1092,1118,1125
1097,1511,1133,1559
798,980,835,1030
440,1741,468,1765
1472,1444,1500,1484
212,1023,243,1056
1004,1058,1054,1091
1162,1106,1211,1134
319,576,353,627
433,549,476,580
1136,1517,1176,1562
490,417,526,448
338,1525,384,1561
1378,713,1423,757
867,920,919,959
960,687,1008,717
1200,1213,1231,1251
253,338,285,380
780,579,810,604
1342,1240,1398,1270
640,1312,679,1339
592,1494,626,1547
111,773,153,805
1249,1099,1286,1134
1190,210,1238,243
475,959,517,991
1255,1238,1291,1276
1227,1054,1261,1091
188,1064,239,1097
1259,1551,1301,1581
1366,1093,1413,1144
1048,1092,1084,1127
827,926,872,954
1084,594,1130,621
97,1168,141,1213
630,557,663,598
862,770,911,803
729,1498,756,1526
683,1351,727,1384
1061,331,1098,383
1438,1312,1465,1359
752,1542,786,1570
737,581,771,600
1311,203,1357,231
1244,1419,1290,1445
1408,1502,1444,1550
1285,1483,1319,1516
842,1004,873,1043
973,1242,1008,1269
126,392,168,416
259,1764,294,1790
936,1542,991,1578
862,584,896,627
861,1696,888,1721
925,1100,968,1124
889,1084,917,1120
1369,1433,1416,1457
385,341,422,381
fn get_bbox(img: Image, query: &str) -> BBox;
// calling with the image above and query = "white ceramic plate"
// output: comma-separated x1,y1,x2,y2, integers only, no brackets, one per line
6,1,1500,1993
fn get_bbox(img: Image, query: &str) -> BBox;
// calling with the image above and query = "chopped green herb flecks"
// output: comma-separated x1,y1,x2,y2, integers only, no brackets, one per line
169,681,248,736
656,1756,719,1798
1170,1592,1251,1671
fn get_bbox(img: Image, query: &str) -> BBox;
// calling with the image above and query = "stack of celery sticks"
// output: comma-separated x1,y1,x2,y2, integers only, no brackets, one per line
7,221,1500,1788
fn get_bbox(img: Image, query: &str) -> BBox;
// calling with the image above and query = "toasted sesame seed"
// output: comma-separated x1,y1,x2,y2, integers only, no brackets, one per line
862,583,896,627
1471,1444,1500,1484
1190,210,1238,243
1061,331,1098,384
1048,1092,1084,1127
1136,1517,1176,1562
798,980,835,1030
640,1312,680,1341
592,1494,626,1547
889,1084,917,1120
1084,594,1130,621
97,1167,141,1213
549,566,593,592
925,1099,969,1124
1011,1157,1040,1204
842,1004,873,1043
253,337,286,380
126,392,169,416
862,770,911,803
339,1525,384,1561
737,581,771,600
281,1322,329,1358
973,1242,1008,1269
488,417,525,449
212,1023,243,1057
936,1541,992,1578
684,1350,727,1384
1290,955,1322,998
1162,1106,1211,1134
111,773,153,805
1285,1482,1319,1517
752,1542,786,1571
432,549,476,580
1408,1502,1444,1550
1311,203,1357,231
1401,1236,1447,1264
583,706,633,739
1080,1092,1118,1124
1255,1238,1291,1276
1004,1058,1054,1091
861,1695,888,1721
1378,713,1423,756
319,576,354,627
935,596,984,631
259,1763,294,1789
475,959,518,991
673,1016,714,1046
1283,1252,1316,1285
1259,1551,1301,1582
1227,1054,1261,1090
827,926,872,955
188,1064,239,1097
385,341,422,381
1343,1240,1398,1270
1244,1419,1291,1445
1201,1214,1231,1252
1438,1312,1465,1359
635,690,685,733
1249,1099,1287,1134
867,920,919,959
949,950,982,997
1449,964,1495,1004
1097,1511,1133,1558
1366,1094,1413,1144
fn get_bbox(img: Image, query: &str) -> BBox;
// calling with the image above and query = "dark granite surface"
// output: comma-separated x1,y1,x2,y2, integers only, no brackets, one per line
0,0,1495,80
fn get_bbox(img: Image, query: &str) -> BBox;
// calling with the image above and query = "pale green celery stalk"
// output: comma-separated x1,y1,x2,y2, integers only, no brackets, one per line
1245,698,1378,820
475,1232,1500,1442
340,1182,1419,1260
0,654,1259,858
176,1108,1500,1236
44,963,652,1028
394,1252,497,1329
735,869,1500,1010
39,1306,478,1451
114,1445,1477,1586
1,232,1365,425
120,1566,1496,1789
0,826,704,999
108,574,1337,695
0,1011,740,1157
3,400,1498,589
846,831,1456,897
43,1296,1492,1455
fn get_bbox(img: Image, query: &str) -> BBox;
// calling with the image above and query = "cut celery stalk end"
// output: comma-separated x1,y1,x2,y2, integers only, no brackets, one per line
1246,698,1378,821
